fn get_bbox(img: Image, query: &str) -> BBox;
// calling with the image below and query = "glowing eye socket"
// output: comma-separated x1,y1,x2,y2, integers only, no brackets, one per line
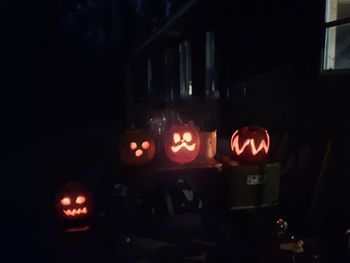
141,141,150,150
61,197,71,206
173,133,181,143
135,149,143,157
130,142,137,150
76,196,86,204
183,132,192,142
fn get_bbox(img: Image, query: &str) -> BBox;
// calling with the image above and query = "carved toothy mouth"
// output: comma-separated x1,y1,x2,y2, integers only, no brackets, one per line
171,142,196,153
63,207,88,216
231,130,270,156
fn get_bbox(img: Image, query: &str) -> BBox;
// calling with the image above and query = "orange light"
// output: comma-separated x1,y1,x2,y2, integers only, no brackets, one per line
171,142,196,153
141,141,150,150
135,149,143,157
250,131,270,155
173,133,181,144
164,124,200,164
63,207,88,216
56,182,93,220
230,130,270,156
61,197,71,206
183,132,192,142
230,130,251,155
130,142,137,150
76,195,86,204
120,130,156,165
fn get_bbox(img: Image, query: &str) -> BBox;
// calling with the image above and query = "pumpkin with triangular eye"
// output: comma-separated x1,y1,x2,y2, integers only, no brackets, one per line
56,182,93,220
119,130,156,165
230,125,270,164
164,124,200,164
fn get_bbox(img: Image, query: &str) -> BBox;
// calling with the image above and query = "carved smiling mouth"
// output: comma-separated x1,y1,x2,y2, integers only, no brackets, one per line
171,142,196,153
63,207,88,216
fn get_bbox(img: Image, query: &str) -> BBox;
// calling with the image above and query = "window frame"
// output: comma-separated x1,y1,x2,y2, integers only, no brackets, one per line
322,0,350,72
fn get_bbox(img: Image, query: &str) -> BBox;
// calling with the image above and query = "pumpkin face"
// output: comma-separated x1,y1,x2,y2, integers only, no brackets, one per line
230,125,270,163
119,130,156,165
56,182,93,220
199,130,217,158
164,124,200,164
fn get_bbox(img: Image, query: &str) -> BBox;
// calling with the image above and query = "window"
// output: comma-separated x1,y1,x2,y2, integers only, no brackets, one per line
324,0,350,70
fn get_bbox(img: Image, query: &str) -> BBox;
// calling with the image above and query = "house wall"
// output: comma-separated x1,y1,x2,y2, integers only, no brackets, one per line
126,0,325,142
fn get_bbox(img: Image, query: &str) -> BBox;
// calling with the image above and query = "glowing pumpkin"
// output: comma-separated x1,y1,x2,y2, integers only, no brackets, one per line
199,130,217,159
230,125,270,163
119,130,156,165
164,124,200,164
56,182,93,220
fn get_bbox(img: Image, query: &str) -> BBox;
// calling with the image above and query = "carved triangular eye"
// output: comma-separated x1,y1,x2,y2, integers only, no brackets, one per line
130,142,137,150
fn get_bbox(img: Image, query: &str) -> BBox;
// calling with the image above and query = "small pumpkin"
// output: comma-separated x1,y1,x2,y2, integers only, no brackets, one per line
164,124,200,164
56,182,93,220
230,125,270,163
119,130,156,165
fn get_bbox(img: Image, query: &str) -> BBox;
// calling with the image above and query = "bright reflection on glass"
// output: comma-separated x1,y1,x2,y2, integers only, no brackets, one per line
324,23,350,69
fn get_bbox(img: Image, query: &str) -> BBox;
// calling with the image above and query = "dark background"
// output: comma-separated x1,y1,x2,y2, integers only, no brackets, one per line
2,0,349,262
0,1,127,261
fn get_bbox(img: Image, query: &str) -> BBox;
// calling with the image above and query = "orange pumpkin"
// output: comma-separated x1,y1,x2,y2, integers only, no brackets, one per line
164,124,200,164
56,182,93,220
230,125,270,163
119,130,156,165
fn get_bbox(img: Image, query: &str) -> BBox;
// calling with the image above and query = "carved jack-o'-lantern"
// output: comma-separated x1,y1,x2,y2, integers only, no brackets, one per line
164,124,200,164
230,125,270,163
56,182,93,220
119,130,156,165
199,130,217,159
